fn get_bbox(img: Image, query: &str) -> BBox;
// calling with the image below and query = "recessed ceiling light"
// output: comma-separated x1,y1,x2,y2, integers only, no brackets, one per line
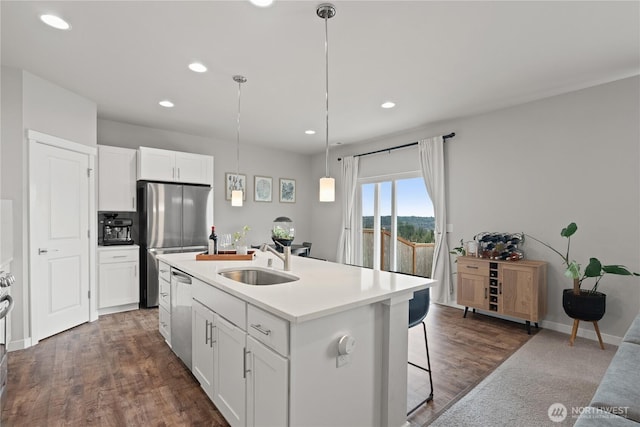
305,130,316,135
381,101,396,109
159,100,174,108
40,14,71,30
250,0,274,7
188,62,207,73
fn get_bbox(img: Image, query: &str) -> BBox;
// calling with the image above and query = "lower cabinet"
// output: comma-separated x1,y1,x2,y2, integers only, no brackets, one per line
192,299,214,400
246,336,288,427
190,278,289,427
158,261,171,345
98,246,139,315
213,314,247,427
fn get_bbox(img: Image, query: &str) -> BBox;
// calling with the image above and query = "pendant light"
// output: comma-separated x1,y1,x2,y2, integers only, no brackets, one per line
231,75,247,207
317,3,336,202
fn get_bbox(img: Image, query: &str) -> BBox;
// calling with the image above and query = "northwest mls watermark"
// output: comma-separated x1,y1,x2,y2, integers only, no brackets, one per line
548,403,629,423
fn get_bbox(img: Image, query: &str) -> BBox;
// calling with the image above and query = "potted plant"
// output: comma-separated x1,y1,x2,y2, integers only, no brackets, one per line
233,225,251,255
526,222,638,321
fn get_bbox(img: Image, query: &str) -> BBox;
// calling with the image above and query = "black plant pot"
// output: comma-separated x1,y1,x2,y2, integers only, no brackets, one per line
562,289,606,321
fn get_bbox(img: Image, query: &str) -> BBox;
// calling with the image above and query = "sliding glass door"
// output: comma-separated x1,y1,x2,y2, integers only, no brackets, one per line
360,174,434,277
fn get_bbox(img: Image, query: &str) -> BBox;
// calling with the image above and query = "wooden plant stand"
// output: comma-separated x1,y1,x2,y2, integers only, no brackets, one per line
569,318,605,350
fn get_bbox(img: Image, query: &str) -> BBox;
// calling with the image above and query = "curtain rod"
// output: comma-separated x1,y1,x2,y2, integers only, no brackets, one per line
337,132,455,161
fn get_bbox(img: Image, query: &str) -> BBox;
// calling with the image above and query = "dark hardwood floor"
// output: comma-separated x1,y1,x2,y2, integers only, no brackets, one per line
2,304,534,426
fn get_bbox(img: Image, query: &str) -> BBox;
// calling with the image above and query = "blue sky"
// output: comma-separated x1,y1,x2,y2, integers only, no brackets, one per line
362,177,434,217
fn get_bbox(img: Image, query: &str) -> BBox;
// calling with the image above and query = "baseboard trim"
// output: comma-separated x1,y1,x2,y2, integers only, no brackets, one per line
433,301,623,346
8,337,33,352
540,319,622,346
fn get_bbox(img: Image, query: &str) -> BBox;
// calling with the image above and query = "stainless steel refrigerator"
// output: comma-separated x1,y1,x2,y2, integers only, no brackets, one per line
138,181,212,308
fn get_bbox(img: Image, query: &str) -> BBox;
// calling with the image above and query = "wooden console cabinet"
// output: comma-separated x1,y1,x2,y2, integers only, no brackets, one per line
456,256,547,334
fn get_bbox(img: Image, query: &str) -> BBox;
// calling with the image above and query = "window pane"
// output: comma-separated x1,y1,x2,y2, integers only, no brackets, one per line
380,182,392,271
361,183,375,268
395,177,434,277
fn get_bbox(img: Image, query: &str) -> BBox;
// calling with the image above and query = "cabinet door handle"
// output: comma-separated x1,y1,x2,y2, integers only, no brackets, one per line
499,282,502,294
250,324,271,336
159,269,168,273
205,320,210,345
177,168,180,179
112,255,127,259
160,292,168,298
466,265,478,269
172,167,175,179
484,288,488,299
210,324,215,348
243,347,251,378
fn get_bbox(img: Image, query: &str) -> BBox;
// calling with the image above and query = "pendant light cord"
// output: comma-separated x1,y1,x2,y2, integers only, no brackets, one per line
324,12,330,178
233,76,246,190
236,80,241,187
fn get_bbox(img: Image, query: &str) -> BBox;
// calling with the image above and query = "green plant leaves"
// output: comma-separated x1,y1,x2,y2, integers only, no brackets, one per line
584,258,602,277
560,222,577,238
602,264,639,276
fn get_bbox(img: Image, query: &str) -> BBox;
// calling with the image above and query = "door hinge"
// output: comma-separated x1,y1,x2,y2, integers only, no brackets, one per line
87,168,93,177
88,290,91,299
87,229,90,238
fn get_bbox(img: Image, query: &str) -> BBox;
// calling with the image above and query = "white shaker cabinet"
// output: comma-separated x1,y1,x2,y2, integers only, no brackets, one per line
98,145,137,211
192,299,215,401
97,246,139,315
246,335,288,427
137,146,213,185
213,314,246,427
158,261,171,345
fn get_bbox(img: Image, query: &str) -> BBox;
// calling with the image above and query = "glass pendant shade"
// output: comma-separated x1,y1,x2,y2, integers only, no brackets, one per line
319,176,335,202
231,190,243,207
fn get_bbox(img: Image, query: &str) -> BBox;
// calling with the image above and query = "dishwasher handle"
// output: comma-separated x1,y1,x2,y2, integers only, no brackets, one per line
171,270,192,284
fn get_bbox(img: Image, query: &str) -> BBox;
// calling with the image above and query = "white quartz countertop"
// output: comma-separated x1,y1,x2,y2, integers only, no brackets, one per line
157,251,436,323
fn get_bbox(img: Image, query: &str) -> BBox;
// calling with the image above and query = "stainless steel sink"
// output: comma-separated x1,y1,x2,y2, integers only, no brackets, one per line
218,267,299,286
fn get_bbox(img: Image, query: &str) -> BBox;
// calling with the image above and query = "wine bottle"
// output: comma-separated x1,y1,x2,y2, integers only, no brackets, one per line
208,226,218,255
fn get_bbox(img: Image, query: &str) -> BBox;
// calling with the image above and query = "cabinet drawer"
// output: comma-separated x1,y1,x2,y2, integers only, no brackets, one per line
159,277,170,311
248,305,289,356
98,248,138,264
458,259,489,276
159,305,171,344
193,278,246,330
158,261,171,283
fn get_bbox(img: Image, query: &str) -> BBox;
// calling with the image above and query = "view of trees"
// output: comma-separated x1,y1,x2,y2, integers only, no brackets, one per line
362,216,435,243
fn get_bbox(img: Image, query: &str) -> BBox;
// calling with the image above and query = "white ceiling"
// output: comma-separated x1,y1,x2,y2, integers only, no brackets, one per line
2,1,638,155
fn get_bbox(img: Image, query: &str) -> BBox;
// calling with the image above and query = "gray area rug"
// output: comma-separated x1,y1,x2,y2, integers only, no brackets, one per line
429,329,616,426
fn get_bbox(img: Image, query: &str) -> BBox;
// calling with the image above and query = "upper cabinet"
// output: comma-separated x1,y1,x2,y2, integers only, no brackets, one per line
98,145,137,212
137,146,213,185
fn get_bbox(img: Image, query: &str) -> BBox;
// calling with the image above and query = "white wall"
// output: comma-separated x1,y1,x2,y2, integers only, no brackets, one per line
97,119,314,247
0,68,97,348
312,76,640,339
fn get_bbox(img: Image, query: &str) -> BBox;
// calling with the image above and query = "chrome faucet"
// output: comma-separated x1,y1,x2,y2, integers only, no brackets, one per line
260,242,292,271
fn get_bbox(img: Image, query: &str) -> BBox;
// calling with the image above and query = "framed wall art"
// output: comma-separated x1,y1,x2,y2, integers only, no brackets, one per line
254,175,272,202
225,173,247,201
279,178,296,203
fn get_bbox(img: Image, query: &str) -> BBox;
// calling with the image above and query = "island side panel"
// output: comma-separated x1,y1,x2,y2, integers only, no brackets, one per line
289,303,383,427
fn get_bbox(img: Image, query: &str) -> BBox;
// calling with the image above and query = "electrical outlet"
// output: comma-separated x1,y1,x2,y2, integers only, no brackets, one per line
337,354,350,368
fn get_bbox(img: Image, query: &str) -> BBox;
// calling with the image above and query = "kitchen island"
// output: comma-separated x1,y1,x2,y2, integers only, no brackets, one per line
158,251,435,427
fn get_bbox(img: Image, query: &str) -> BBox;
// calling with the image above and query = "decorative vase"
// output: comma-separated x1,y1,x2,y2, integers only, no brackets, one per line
562,288,606,321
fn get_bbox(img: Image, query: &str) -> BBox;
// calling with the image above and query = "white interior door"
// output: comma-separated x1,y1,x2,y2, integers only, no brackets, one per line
30,140,90,341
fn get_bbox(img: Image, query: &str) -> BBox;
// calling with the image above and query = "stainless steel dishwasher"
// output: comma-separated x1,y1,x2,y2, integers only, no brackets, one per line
170,268,192,370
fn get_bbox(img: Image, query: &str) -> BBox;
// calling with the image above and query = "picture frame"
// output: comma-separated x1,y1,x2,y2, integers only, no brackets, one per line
279,178,296,203
254,175,272,202
225,173,247,201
